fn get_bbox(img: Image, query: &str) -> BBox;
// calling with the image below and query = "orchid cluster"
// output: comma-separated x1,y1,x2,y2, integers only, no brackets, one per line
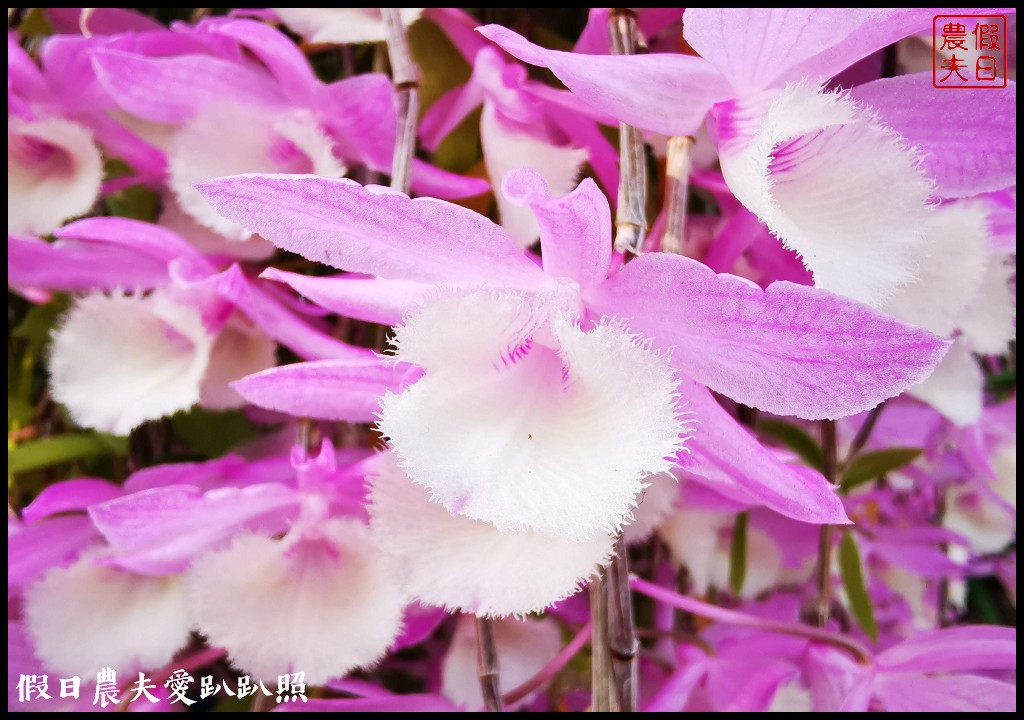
7,7,1016,714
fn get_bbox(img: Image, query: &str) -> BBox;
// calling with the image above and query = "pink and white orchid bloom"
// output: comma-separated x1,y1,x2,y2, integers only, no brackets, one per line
186,442,405,684
420,9,620,244
12,479,192,680
88,17,487,239
200,167,947,531
7,35,103,234
481,10,1017,309
9,216,370,434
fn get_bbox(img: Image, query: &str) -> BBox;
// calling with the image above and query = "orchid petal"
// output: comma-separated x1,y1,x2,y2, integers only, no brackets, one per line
196,174,546,288
122,454,294,494
686,9,950,92
8,515,98,589
877,625,1017,673
908,342,983,427
188,520,405,684
802,645,874,713
8,118,103,235
22,479,122,522
56,216,209,266
90,483,301,574
502,168,612,289
91,49,284,123
705,658,799,712
199,320,277,411
418,81,486,152
8,233,170,293
206,19,319,104
25,552,190,677
369,457,613,617
851,74,1016,197
158,193,275,261
261,268,436,326
587,253,948,420
881,203,989,337
718,83,934,307
233,359,419,422
47,7,162,34
481,103,588,248
409,158,492,200
682,382,849,524
478,25,730,137
423,7,489,63
170,103,345,239
958,254,1016,355
49,291,214,435
660,507,783,599
875,673,1016,713
391,603,447,652
623,472,678,545
201,264,372,362
319,73,397,172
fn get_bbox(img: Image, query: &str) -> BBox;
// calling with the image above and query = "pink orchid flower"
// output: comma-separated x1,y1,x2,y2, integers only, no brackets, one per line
481,9,1017,308
199,167,947,533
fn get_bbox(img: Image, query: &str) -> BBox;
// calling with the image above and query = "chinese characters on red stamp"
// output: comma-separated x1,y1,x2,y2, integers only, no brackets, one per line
933,15,1008,88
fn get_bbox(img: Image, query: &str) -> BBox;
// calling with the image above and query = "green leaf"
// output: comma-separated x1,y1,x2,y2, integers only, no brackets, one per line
8,433,122,475
841,448,922,493
105,184,160,222
728,511,750,596
758,419,825,473
171,407,258,458
8,396,35,427
13,296,68,357
839,531,878,642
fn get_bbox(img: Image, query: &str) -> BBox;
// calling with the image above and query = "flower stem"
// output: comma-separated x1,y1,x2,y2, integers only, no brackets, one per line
79,8,95,37
608,537,639,711
591,536,637,711
609,8,647,255
381,8,420,195
632,576,872,664
660,136,693,255
502,622,592,706
842,401,887,470
812,419,838,627
476,617,504,712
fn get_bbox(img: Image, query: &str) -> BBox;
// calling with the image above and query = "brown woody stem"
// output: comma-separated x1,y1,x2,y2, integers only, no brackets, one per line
812,419,838,627
381,8,420,195
609,9,647,255
660,136,694,254
476,617,504,712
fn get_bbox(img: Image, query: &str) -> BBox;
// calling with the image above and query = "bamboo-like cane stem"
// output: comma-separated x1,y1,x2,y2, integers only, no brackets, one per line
476,617,504,712
812,419,838,627
609,9,647,255
607,537,639,710
589,569,615,711
381,8,420,195
660,136,694,255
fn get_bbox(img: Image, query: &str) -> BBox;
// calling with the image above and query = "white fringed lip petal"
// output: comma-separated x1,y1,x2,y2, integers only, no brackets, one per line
369,456,614,618
719,83,934,308
49,291,214,435
188,520,405,684
379,291,688,539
